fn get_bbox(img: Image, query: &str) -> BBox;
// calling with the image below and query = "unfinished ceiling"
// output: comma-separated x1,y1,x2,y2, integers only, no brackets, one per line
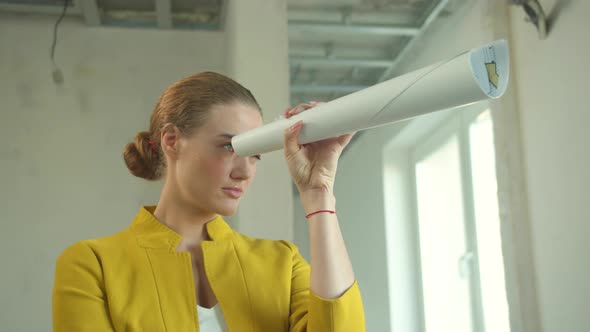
0,0,224,29
287,0,453,105
0,0,459,105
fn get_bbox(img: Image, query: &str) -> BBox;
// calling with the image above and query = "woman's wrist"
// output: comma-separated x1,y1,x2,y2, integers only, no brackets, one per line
300,189,336,214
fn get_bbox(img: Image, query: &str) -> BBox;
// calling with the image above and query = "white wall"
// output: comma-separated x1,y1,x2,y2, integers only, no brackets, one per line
509,1,590,331
0,14,226,331
225,0,294,241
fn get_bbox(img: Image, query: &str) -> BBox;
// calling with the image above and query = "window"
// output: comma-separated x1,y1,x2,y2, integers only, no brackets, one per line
469,111,510,332
414,133,474,332
385,106,510,332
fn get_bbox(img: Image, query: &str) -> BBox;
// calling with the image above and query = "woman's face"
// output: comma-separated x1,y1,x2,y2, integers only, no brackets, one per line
170,103,263,216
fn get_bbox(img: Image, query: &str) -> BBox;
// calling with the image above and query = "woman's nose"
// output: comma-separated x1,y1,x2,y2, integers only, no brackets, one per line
230,156,256,180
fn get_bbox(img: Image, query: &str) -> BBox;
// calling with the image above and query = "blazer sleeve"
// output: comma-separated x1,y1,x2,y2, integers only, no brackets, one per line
52,241,115,332
286,242,366,332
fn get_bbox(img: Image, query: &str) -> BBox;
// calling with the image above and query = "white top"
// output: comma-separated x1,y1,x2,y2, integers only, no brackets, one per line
197,303,229,332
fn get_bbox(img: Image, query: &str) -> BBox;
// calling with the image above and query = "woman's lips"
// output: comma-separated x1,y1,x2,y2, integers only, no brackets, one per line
222,188,243,199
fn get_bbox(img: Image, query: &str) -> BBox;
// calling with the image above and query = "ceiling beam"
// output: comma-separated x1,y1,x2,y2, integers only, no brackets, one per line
155,0,172,29
289,22,419,37
290,56,393,68
0,3,81,16
79,0,100,26
378,0,449,82
218,0,228,30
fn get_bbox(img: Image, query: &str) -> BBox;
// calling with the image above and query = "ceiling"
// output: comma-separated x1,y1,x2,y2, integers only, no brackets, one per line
287,0,452,105
0,0,462,105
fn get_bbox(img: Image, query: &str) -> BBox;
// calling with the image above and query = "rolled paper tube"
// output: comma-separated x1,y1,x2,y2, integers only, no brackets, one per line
232,39,509,157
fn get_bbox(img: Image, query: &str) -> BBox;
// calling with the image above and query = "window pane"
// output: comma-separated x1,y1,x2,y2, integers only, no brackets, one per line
469,110,510,332
415,135,473,332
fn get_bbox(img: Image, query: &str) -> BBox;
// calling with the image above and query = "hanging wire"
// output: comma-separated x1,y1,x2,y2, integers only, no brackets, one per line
51,0,69,83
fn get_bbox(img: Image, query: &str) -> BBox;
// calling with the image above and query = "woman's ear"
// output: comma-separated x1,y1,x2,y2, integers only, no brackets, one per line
160,124,181,160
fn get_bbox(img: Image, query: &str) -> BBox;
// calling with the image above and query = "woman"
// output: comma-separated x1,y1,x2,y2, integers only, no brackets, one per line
52,72,365,331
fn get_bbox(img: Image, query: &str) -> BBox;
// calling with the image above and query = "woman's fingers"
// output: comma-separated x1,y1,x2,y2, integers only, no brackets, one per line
283,120,304,158
285,104,311,118
285,101,323,118
337,132,356,148
285,102,354,149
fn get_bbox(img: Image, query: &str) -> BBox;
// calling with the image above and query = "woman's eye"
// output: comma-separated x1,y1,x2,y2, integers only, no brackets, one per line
223,143,235,152
224,143,260,161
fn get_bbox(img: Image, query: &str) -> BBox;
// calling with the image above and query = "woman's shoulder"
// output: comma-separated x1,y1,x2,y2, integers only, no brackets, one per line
231,231,303,257
55,228,133,266
230,233,310,274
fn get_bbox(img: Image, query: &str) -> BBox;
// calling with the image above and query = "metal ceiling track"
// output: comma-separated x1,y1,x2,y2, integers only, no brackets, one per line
290,0,450,97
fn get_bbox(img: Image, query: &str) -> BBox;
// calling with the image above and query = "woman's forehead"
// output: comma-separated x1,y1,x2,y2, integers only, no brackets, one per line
204,103,262,135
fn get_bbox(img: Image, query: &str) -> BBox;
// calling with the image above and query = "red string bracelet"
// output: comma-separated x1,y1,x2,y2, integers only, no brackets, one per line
305,210,336,219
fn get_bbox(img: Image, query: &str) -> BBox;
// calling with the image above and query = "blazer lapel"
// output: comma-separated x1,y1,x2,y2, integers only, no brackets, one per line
202,240,255,332
145,248,198,331
131,206,254,332
131,206,198,331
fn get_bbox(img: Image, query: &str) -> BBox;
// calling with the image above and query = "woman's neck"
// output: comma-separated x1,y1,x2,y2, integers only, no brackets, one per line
153,185,218,251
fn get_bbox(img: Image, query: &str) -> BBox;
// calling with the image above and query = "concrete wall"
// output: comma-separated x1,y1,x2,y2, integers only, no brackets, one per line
509,1,590,331
225,0,294,242
0,14,226,331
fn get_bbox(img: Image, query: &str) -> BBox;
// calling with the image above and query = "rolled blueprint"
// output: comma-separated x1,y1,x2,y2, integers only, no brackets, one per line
232,39,509,157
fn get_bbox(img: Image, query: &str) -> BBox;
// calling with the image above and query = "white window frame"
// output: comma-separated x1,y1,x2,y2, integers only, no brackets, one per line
383,103,504,332
410,106,489,332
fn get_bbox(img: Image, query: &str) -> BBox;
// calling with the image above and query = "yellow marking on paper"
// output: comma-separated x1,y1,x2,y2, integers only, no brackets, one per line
486,61,499,89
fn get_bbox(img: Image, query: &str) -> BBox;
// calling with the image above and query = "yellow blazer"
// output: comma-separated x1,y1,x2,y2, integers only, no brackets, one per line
52,206,366,331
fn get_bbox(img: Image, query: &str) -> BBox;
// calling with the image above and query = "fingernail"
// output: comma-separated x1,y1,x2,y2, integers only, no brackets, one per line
290,121,302,131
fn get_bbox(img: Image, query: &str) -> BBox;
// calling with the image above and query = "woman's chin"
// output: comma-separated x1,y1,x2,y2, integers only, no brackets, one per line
217,202,239,216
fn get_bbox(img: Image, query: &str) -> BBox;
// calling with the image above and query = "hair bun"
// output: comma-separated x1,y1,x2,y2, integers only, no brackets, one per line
123,131,161,181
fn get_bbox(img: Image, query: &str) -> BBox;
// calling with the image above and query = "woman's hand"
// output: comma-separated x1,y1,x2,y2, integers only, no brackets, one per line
282,101,355,198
